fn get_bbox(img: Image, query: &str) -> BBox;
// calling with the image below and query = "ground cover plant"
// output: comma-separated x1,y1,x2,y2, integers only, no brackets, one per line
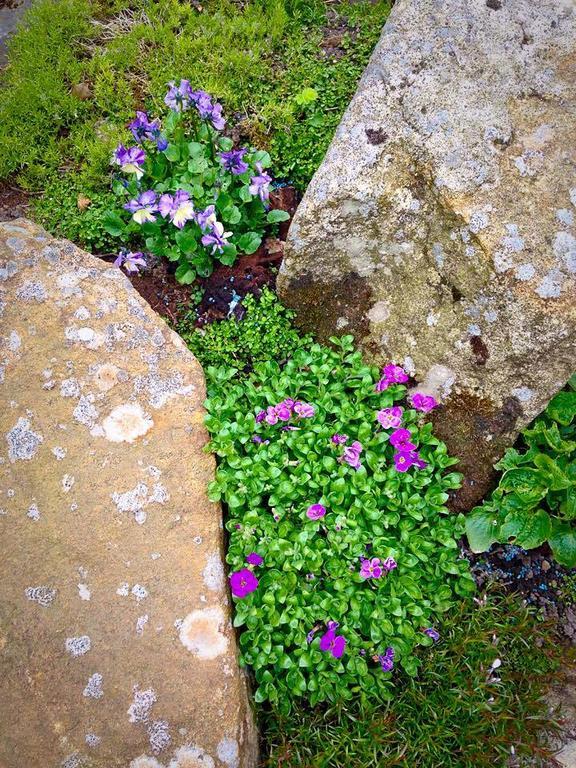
103,85,289,282
467,377,576,567
1,0,392,217
262,594,566,767
204,331,475,711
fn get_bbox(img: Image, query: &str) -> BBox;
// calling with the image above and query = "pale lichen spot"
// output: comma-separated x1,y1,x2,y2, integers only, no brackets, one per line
179,606,229,660
83,672,103,699
515,263,535,281
85,733,101,748
202,552,225,592
536,269,563,299
25,585,57,607
366,300,390,324
217,737,239,768
60,378,81,398
7,417,43,462
27,502,40,520
168,745,215,768
93,363,121,392
52,446,67,460
73,395,99,428
62,474,75,493
101,402,153,443
129,756,164,768
78,583,91,601
65,635,91,657
127,686,157,723
16,280,47,302
148,719,171,754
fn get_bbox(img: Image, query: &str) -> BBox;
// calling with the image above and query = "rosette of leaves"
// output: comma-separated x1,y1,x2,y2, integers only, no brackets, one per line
104,107,288,284
205,336,475,711
466,378,576,566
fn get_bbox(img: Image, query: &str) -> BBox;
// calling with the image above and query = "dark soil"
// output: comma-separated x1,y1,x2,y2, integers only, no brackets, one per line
0,182,30,221
467,543,576,643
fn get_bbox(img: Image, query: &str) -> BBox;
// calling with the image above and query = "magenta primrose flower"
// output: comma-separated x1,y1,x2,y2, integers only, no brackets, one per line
319,627,346,659
113,144,146,178
264,406,278,425
410,392,439,412
378,646,395,672
331,433,348,445
389,428,416,451
375,363,409,392
341,440,363,470
246,552,263,566
423,627,440,642
393,449,427,472
359,558,383,579
114,249,147,274
306,504,326,520
124,190,158,224
274,402,292,421
229,568,258,598
376,406,403,429
294,401,315,418
255,410,266,423
249,162,272,202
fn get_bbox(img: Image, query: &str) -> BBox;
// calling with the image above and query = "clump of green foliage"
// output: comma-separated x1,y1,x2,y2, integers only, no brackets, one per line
466,376,576,566
32,178,118,253
262,594,565,768
0,0,391,194
179,289,309,371
205,334,474,710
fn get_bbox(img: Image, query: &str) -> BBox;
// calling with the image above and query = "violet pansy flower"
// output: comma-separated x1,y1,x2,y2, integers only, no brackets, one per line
196,204,217,231
220,147,249,175
129,110,161,142
114,249,147,275
319,627,346,659
124,190,158,224
158,190,196,229
306,504,326,520
249,162,272,202
410,392,439,413
113,144,146,179
229,568,258,598
376,406,403,429
423,627,440,642
201,220,233,254
164,79,194,111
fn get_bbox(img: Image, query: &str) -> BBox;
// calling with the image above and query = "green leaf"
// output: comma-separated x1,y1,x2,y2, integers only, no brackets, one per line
500,508,551,549
547,391,576,426
533,453,572,490
102,211,126,237
499,468,548,504
236,231,262,255
175,264,196,284
188,141,204,157
218,137,234,151
239,186,253,203
267,209,290,223
465,508,501,552
294,86,318,106
175,228,198,254
252,150,271,168
219,243,238,266
549,521,576,567
163,143,181,162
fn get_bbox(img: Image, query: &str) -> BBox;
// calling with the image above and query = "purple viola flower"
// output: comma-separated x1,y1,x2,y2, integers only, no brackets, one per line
376,406,403,429
319,628,346,659
246,552,263,566
341,440,363,470
410,392,439,413
190,89,213,118
255,409,266,423
331,433,348,445
156,135,169,151
158,191,196,228
114,249,147,275
294,402,315,418
252,435,269,445
229,568,258,598
201,220,233,254
210,102,226,131
274,402,292,421
196,204,217,232
113,144,146,178
382,364,409,384
220,147,249,175
124,190,158,224
389,428,416,451
359,558,383,580
164,79,194,111
382,556,397,572
249,162,272,203
306,628,317,644
378,647,395,672
306,503,326,520
129,111,160,142
423,627,440,642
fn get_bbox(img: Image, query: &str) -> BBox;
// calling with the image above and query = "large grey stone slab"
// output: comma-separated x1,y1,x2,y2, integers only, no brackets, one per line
278,0,576,508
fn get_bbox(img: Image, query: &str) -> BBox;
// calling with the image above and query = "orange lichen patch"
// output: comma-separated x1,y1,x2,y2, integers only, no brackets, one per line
179,607,229,660
93,363,121,392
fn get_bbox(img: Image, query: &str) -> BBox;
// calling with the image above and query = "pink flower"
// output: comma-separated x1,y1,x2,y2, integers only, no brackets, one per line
246,552,263,566
265,406,278,425
331,433,348,445
274,402,292,421
376,406,403,429
294,401,315,418
375,377,391,392
382,364,409,384
255,410,266,423
319,628,346,659
342,440,363,469
378,646,395,672
382,556,397,571
410,392,438,412
306,503,326,520
359,558,383,579
229,568,259,598
393,449,427,472
389,428,416,451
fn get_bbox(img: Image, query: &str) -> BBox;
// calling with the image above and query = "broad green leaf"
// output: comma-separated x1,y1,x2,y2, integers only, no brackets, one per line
163,143,180,162
175,228,198,254
547,390,576,426
500,508,551,549
533,453,572,490
549,522,576,567
499,468,548,504
236,231,262,255
465,508,501,552
174,264,195,284
267,209,290,223
102,211,125,237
